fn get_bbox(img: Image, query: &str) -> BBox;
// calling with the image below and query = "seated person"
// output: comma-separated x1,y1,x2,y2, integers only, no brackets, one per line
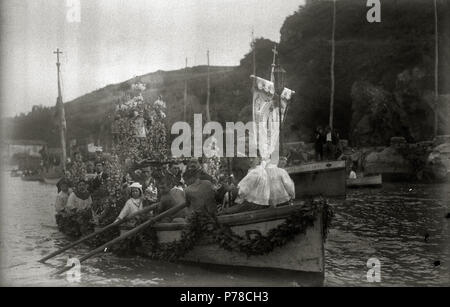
265,159,295,206
157,182,187,223
55,178,71,214
115,182,144,227
221,157,269,215
183,168,217,217
349,168,357,179
66,179,93,213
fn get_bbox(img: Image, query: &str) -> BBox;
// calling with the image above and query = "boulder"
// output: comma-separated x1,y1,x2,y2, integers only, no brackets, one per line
364,147,413,176
426,143,450,181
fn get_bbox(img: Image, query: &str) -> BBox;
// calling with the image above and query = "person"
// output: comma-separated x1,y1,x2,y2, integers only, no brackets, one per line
221,157,270,214
66,179,93,213
90,161,109,192
55,179,71,213
325,126,333,160
183,167,217,216
349,168,357,179
157,182,187,222
314,127,324,161
265,159,296,206
115,182,144,227
332,129,342,159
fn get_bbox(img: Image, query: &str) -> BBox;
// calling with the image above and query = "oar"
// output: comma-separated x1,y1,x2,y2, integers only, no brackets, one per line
39,202,160,263
54,202,187,275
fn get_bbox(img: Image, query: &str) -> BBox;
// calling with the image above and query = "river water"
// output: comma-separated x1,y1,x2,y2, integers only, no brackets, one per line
0,171,449,287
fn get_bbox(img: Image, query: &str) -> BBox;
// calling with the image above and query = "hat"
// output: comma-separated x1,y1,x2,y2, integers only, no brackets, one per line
129,182,143,190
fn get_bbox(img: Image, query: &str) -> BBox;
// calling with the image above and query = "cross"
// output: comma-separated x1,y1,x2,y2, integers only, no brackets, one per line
53,48,63,65
271,44,278,66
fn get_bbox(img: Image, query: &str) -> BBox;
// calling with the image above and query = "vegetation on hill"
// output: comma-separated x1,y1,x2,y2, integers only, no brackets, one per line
4,0,449,149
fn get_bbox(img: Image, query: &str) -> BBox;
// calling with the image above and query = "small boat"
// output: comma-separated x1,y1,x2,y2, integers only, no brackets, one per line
10,169,23,177
346,174,382,188
285,161,347,198
43,176,61,185
140,201,327,277
21,173,42,181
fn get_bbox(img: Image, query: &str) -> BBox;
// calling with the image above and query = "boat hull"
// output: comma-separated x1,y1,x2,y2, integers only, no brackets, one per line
346,174,382,188
42,177,61,185
286,161,347,198
145,204,325,275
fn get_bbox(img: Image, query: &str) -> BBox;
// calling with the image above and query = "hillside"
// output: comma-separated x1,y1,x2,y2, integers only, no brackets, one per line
5,0,450,149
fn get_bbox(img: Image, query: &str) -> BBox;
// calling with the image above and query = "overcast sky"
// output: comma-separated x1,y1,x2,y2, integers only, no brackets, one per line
0,0,304,118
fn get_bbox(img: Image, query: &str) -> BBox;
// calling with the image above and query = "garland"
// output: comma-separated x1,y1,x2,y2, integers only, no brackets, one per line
134,198,333,261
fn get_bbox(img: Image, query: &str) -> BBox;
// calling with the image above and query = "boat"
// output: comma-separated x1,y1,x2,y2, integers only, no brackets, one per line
285,161,347,198
10,169,23,177
123,200,329,278
21,172,42,181
346,174,382,188
41,167,63,185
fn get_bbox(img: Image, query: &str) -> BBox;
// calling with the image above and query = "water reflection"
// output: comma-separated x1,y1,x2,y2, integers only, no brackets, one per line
1,173,449,286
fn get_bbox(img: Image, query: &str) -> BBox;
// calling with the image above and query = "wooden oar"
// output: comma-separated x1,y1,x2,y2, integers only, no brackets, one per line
39,202,159,263
54,202,187,275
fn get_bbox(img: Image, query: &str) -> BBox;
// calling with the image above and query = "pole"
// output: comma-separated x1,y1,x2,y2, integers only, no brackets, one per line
54,48,67,172
433,0,439,138
184,57,188,122
329,0,336,129
54,202,188,275
39,202,159,263
206,50,211,122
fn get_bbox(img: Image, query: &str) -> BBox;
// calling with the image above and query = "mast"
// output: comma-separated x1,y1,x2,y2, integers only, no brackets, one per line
54,48,67,172
184,57,188,122
206,50,211,122
329,0,336,129
433,0,439,137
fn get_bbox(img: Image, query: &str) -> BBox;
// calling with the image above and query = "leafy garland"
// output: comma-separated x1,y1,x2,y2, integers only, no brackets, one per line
133,198,333,261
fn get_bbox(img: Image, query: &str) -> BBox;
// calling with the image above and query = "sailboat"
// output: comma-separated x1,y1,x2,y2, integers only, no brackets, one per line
42,48,67,185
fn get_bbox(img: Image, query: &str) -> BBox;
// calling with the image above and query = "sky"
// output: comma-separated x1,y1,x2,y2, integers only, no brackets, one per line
0,0,304,118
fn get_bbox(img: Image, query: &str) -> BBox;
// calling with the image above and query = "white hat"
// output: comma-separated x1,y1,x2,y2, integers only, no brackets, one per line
129,182,143,193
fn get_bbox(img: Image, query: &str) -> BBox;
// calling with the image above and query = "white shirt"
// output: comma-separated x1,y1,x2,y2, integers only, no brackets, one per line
349,171,357,179
117,198,143,220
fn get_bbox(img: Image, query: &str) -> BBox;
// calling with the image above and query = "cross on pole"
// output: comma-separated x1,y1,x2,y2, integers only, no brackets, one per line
271,44,278,66
54,48,63,66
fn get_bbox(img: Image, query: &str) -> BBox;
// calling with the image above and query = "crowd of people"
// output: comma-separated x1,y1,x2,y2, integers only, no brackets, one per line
54,150,297,234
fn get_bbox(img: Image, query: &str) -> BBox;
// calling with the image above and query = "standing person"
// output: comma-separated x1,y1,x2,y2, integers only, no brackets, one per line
66,179,93,213
332,129,342,159
115,182,144,227
325,126,333,160
314,127,324,161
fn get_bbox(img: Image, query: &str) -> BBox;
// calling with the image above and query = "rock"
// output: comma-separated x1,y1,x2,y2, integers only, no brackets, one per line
426,142,450,181
364,147,413,176
350,81,404,146
434,135,450,146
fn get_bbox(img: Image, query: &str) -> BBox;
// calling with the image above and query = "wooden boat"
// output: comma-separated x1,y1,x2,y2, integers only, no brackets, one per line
346,174,382,188
131,201,327,277
285,161,347,198
43,176,61,185
21,173,42,181
41,168,63,185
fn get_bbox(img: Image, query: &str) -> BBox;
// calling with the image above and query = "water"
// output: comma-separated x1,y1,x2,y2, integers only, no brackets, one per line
1,172,449,286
